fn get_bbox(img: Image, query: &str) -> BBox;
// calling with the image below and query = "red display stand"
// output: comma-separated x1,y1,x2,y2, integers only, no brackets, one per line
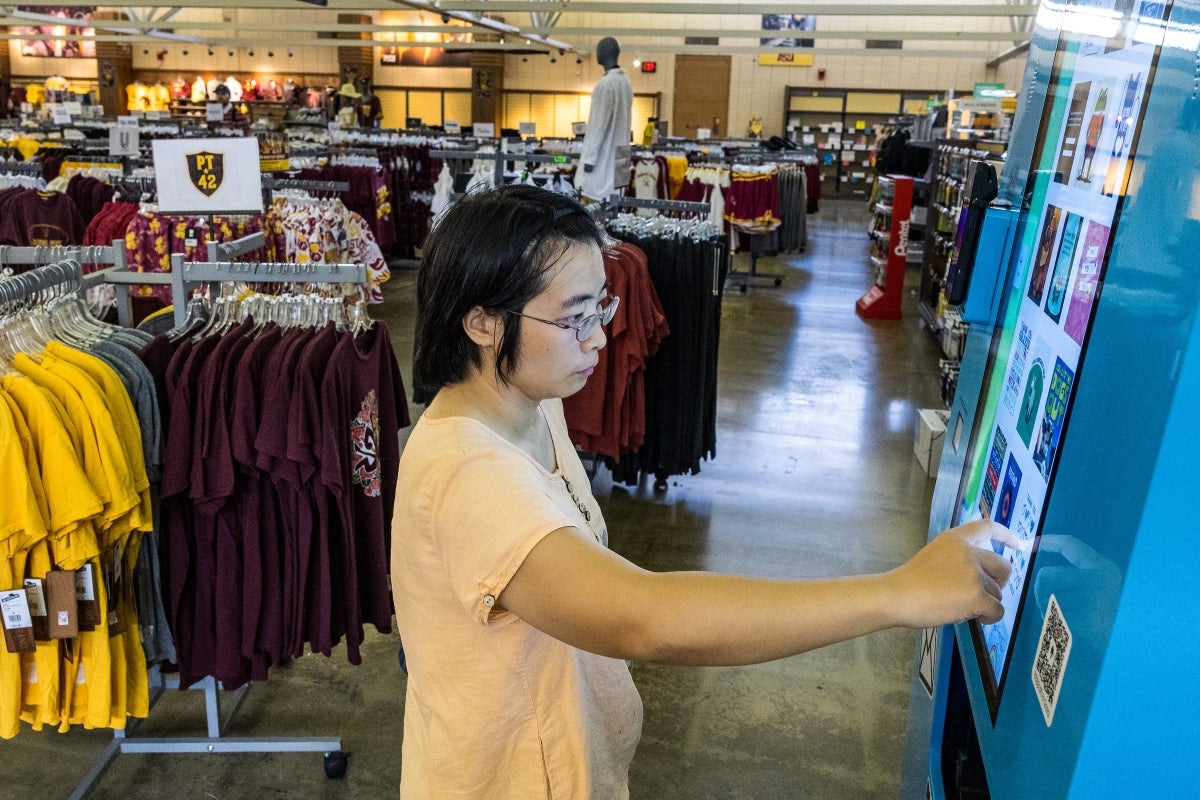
857,175,913,320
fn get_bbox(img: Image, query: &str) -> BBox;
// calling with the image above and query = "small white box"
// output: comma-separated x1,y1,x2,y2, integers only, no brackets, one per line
914,409,950,477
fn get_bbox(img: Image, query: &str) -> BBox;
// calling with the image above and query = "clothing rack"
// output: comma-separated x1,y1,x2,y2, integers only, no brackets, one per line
430,148,579,188
609,195,712,216
27,246,366,798
262,176,351,197
0,160,46,175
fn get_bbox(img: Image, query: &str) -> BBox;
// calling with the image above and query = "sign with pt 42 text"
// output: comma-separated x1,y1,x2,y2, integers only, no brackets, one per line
152,138,264,214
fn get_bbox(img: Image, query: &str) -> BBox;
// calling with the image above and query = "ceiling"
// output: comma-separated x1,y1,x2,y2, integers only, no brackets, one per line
0,1,1038,62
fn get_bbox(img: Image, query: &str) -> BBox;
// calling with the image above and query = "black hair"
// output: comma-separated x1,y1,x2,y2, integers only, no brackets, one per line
412,184,605,403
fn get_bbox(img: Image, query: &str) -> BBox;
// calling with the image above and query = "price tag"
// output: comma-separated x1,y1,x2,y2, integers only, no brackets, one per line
206,103,224,122
697,128,711,140
444,120,461,134
472,122,495,138
117,115,140,128
64,101,83,115
51,106,72,125
518,121,537,136
572,121,586,136
146,110,169,121
1,590,35,654
110,126,140,157
327,121,341,134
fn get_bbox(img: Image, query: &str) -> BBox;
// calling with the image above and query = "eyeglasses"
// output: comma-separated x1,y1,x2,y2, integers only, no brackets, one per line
505,294,620,342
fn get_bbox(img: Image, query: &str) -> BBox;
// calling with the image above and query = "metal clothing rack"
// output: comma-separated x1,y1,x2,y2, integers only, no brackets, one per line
609,195,712,216
431,146,579,188
66,240,369,797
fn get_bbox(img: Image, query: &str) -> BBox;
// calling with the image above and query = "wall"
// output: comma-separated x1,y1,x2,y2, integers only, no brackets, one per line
5,6,1028,135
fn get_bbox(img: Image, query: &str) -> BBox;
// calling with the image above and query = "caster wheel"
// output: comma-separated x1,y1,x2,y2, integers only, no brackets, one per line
653,478,668,493
739,284,748,293
773,277,782,287
324,751,350,780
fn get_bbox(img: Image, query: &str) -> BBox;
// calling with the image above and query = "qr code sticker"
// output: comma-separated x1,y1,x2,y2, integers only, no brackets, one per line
1032,594,1072,726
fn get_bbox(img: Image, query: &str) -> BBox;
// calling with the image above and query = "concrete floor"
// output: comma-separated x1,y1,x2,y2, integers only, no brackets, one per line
3,198,946,800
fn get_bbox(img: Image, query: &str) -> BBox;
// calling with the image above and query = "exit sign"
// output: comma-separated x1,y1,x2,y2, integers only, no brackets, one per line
640,61,657,73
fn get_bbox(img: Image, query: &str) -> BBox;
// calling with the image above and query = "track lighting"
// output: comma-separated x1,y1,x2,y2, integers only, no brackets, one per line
182,49,189,55
576,56,582,64
228,49,234,56
268,50,274,57
248,49,255,56
208,47,214,56
288,50,294,57
441,12,450,23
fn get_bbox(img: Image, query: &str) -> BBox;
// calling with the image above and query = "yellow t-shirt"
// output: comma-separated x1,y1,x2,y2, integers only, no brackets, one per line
43,343,152,542
0,391,48,556
15,352,142,547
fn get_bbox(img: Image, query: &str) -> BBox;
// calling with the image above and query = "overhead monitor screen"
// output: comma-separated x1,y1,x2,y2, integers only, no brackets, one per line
950,0,1166,719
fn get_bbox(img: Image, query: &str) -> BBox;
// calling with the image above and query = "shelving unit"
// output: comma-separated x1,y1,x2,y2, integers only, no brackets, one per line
782,87,945,195
919,138,1007,339
857,174,913,320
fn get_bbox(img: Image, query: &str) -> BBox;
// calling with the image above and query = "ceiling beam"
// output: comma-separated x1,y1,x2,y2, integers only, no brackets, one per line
435,2,1040,16
0,16,1031,41
5,0,1041,14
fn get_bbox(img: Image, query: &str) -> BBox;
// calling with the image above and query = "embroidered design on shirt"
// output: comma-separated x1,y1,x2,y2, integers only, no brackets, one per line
350,389,381,497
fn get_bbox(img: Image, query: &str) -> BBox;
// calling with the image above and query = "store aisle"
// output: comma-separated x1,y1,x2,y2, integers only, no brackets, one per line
4,198,946,800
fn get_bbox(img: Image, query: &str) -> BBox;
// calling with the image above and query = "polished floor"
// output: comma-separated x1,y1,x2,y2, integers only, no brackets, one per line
5,197,946,800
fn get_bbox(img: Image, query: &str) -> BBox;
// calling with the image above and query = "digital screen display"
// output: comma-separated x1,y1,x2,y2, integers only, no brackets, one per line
951,0,1165,718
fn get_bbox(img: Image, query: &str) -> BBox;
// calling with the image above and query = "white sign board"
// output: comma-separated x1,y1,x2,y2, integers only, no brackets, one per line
472,122,496,138
152,138,264,214
444,120,461,134
109,126,140,157
206,103,224,123
518,121,537,136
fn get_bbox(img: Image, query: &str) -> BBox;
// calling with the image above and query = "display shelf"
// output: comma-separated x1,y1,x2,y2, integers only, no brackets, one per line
857,174,913,320
783,87,946,194
918,137,1006,344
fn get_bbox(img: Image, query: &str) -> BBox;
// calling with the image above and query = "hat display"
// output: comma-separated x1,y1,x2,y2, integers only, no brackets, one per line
338,82,362,99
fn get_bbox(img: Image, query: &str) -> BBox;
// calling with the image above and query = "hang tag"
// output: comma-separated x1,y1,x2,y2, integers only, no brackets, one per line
75,564,101,631
106,547,126,637
46,570,78,639
1,590,36,654
23,578,50,641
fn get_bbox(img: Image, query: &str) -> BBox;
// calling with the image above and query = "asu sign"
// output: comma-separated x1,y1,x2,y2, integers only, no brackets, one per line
152,138,263,214
187,150,223,197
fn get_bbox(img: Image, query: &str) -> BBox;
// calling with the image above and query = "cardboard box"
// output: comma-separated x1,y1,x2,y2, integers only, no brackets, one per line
914,408,950,477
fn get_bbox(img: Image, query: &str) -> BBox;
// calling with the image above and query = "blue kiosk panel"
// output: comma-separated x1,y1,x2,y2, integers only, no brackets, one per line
901,0,1200,797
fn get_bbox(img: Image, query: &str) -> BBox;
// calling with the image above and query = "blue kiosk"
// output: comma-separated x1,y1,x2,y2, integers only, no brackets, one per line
900,0,1200,796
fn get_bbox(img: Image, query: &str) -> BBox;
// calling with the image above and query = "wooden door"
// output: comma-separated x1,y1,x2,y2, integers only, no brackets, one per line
672,55,731,139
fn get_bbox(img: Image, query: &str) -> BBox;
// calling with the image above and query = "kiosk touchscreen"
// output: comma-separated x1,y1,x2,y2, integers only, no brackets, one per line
948,15,1157,721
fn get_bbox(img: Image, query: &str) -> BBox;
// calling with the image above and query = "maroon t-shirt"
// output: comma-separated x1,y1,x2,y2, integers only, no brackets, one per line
318,321,409,660
0,188,84,249
229,323,285,665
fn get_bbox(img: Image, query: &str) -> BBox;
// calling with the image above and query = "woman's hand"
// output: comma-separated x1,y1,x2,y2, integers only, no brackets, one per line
884,520,1021,629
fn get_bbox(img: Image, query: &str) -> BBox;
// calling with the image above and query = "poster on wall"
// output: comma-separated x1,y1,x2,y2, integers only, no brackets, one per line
378,17,473,67
16,6,96,58
759,14,816,66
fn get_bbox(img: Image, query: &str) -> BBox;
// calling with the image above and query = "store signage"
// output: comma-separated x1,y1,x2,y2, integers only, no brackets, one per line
472,122,496,138
974,82,1007,98
572,121,586,136
117,115,139,128
206,103,224,123
109,126,139,157
152,138,263,214
518,121,537,136
50,106,72,125
640,61,657,73
445,120,461,134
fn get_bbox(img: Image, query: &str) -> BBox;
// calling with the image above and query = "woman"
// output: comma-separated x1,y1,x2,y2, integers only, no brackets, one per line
391,184,1016,798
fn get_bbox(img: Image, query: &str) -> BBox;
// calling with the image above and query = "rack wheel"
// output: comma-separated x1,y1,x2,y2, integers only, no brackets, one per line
653,478,669,492
739,284,748,293
324,751,349,779
773,277,783,287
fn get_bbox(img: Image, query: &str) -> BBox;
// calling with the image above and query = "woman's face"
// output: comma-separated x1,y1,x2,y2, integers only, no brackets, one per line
503,240,608,403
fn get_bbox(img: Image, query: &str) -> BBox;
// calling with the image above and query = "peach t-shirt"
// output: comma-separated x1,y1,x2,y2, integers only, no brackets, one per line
392,398,642,799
